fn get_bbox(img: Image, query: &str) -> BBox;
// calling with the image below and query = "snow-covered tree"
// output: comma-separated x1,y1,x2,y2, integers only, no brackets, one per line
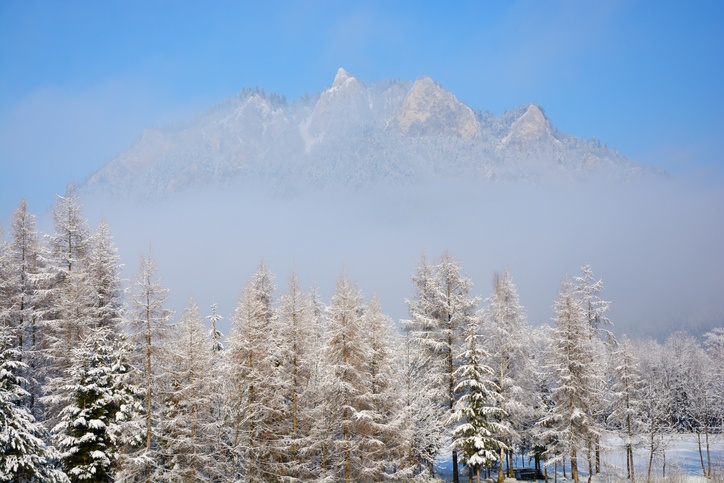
6,200,44,417
357,295,411,481
319,274,368,483
86,221,123,332
51,327,140,483
607,335,645,482
664,332,714,478
573,265,611,475
206,303,224,353
273,271,316,480
403,252,479,483
36,189,96,426
704,327,724,435
449,315,507,482
539,277,601,483
636,339,674,483
123,254,173,481
153,299,224,482
225,262,278,482
0,322,67,483
481,269,535,482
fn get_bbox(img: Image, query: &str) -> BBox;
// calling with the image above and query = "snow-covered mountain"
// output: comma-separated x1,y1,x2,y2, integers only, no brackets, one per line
84,68,655,199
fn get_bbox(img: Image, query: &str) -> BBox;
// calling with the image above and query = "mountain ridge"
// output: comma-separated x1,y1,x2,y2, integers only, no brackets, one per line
84,68,658,200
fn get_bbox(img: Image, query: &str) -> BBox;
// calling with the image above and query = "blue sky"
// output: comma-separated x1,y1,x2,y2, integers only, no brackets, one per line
1,0,723,222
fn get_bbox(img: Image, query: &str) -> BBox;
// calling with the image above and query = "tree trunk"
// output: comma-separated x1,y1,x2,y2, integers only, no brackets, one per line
595,434,601,474
509,449,515,477
571,447,579,483
587,437,594,483
697,430,706,477
453,450,460,483
705,424,711,477
647,427,654,483
662,449,666,478
498,447,506,483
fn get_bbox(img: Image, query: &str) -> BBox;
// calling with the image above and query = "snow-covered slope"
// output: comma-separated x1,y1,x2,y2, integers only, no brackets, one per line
84,68,656,200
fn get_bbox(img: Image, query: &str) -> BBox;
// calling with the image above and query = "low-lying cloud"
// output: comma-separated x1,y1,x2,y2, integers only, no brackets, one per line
83,174,724,340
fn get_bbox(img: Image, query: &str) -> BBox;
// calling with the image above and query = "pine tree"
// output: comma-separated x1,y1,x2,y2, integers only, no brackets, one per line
52,327,140,483
0,322,67,483
449,316,507,483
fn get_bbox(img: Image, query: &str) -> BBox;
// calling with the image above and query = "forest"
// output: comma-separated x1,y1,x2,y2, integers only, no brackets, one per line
1,189,722,483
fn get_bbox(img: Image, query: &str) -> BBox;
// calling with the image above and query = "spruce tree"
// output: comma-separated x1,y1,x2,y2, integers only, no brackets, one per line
0,323,67,482
449,315,507,483
52,327,140,483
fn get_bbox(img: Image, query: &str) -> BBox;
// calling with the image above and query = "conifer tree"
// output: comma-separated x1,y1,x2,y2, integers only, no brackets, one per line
321,274,368,483
52,327,140,483
124,254,173,481
482,269,535,482
539,278,600,483
225,262,278,482
37,188,94,425
6,200,43,416
275,271,316,480
357,295,411,481
0,322,67,482
86,221,124,332
403,252,479,483
153,299,224,482
449,316,507,483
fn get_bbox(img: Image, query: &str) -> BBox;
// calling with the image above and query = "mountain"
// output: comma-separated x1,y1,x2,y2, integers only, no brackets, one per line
84,68,654,199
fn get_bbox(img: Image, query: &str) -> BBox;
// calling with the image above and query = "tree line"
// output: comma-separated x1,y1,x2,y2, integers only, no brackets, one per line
1,190,722,483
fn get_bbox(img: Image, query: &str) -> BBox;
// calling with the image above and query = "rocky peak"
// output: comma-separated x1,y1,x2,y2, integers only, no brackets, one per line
499,104,558,149
392,77,479,139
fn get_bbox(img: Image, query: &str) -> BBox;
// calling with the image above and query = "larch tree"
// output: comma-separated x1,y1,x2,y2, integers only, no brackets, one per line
320,274,368,483
357,294,411,481
7,200,44,417
573,265,611,475
403,252,479,483
481,269,534,483
225,261,278,482
153,299,224,482
275,271,316,480
449,315,507,483
539,277,600,483
37,188,94,426
123,254,173,481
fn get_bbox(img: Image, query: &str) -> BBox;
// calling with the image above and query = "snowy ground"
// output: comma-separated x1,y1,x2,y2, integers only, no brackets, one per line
434,433,723,482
